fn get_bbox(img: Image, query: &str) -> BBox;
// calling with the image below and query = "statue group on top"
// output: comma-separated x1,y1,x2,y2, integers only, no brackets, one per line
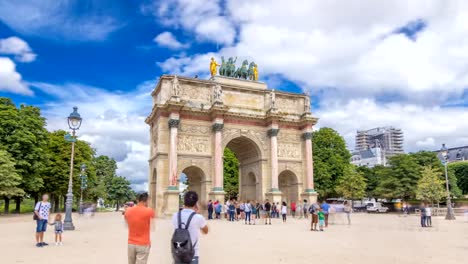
210,57,258,81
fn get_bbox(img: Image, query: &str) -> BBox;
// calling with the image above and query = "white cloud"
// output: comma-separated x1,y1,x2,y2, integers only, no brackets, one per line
154,31,188,49
0,37,37,62
143,0,235,45
0,57,33,95
31,81,155,189
0,0,122,41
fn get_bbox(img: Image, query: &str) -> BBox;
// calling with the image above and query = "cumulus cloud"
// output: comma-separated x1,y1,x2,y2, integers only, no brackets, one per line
0,57,33,95
0,37,37,62
31,81,155,191
0,0,122,41
154,31,188,49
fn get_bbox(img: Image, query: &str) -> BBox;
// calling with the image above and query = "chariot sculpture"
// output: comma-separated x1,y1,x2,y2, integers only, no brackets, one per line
210,57,258,81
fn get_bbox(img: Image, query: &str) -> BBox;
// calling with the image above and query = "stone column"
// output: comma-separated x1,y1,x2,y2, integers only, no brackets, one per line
212,122,224,191
268,127,280,192
302,132,314,192
167,118,180,189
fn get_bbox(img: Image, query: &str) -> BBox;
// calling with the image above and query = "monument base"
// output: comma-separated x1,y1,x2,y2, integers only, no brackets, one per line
266,190,283,204
163,188,180,217
301,190,318,204
209,190,226,203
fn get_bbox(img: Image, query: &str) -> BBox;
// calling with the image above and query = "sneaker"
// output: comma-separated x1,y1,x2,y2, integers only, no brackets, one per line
55,242,59,246
59,242,63,246
36,243,42,248
42,242,49,246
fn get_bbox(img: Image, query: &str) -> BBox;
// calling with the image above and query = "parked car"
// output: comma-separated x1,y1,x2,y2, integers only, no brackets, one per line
366,202,389,213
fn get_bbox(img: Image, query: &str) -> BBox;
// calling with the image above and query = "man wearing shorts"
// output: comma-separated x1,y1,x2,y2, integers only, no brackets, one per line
34,194,51,247
125,192,155,264
311,201,320,231
264,200,272,225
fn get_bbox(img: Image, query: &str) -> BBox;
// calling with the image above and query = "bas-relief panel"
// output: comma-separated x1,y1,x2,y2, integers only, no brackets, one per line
278,143,301,159
180,84,211,103
278,132,300,143
224,90,264,110
276,96,301,114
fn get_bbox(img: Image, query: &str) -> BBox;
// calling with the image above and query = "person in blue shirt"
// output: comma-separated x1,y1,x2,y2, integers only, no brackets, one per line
321,201,330,227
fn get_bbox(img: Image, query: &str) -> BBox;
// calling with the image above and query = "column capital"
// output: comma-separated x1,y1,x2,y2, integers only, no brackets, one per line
302,132,313,140
168,119,180,128
267,128,280,137
212,123,224,132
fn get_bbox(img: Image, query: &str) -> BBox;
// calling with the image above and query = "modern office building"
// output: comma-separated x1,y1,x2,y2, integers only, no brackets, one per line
351,126,404,167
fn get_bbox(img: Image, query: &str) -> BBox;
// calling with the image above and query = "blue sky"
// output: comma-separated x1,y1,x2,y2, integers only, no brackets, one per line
1,0,468,190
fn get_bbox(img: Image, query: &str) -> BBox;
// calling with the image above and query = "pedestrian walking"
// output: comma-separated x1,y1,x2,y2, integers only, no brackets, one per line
215,200,222,219
207,200,213,220
420,203,427,227
344,201,352,225
425,205,432,227
125,192,155,264
321,200,330,227
251,201,257,225
291,201,296,218
34,194,51,247
171,191,208,264
264,200,272,225
244,200,252,224
303,200,309,219
228,201,236,222
281,201,288,222
318,208,325,231
296,203,303,219
255,202,261,219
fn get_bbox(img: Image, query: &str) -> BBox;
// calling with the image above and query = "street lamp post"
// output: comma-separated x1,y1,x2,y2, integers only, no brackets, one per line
63,107,82,230
440,144,456,220
79,164,87,215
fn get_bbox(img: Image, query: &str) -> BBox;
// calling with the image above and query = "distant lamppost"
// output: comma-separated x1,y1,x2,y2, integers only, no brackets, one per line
440,144,456,220
63,107,82,230
79,164,87,215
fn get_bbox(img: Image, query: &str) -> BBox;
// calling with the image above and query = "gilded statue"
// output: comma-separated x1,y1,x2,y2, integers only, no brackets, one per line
253,64,258,81
210,57,220,77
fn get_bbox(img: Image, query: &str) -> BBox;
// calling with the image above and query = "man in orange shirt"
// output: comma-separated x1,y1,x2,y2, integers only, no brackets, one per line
125,192,155,264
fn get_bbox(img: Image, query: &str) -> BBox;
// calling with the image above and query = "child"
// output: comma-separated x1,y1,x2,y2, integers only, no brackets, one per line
317,209,325,231
49,213,63,245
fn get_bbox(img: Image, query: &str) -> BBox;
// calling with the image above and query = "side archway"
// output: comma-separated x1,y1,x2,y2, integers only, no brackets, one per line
180,166,207,207
150,168,157,209
278,170,299,204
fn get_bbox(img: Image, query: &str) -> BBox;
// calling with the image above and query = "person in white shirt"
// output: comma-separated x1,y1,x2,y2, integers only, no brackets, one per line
244,200,252,225
172,191,208,264
281,201,288,222
425,206,432,227
34,194,51,247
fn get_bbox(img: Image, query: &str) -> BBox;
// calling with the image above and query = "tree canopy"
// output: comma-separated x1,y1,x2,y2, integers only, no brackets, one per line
416,166,446,204
335,165,367,199
448,161,468,195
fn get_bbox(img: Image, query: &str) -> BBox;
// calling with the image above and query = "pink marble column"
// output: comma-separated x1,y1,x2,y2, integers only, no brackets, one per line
168,118,180,189
268,128,280,191
303,131,314,192
212,122,224,191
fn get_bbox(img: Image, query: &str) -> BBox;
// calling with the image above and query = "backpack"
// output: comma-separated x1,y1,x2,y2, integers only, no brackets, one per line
309,205,315,214
171,211,197,263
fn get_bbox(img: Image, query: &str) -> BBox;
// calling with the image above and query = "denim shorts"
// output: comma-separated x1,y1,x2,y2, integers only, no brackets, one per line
36,219,48,232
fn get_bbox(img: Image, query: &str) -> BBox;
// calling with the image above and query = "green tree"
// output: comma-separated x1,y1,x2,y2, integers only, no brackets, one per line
223,148,239,199
312,127,351,198
0,98,48,212
0,149,25,214
108,176,134,210
335,165,367,199
448,161,468,195
91,155,118,200
416,166,446,205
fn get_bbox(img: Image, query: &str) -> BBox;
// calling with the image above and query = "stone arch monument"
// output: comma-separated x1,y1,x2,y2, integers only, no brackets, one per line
146,75,318,216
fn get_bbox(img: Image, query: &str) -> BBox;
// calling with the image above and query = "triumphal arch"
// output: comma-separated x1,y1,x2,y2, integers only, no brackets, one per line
146,74,318,216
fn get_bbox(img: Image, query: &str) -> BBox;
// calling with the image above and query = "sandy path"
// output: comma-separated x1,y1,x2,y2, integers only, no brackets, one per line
1,213,467,264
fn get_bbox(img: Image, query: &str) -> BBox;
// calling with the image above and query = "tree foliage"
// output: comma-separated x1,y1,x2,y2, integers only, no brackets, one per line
448,161,468,195
223,148,239,199
108,176,134,210
416,166,446,204
0,150,24,197
335,165,367,199
312,127,351,198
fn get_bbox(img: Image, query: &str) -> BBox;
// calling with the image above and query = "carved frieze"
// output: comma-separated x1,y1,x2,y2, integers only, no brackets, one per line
180,84,210,103
178,135,210,153
278,143,301,159
179,123,211,134
276,97,299,113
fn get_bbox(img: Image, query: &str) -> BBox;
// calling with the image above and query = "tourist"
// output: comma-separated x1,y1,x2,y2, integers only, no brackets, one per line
321,200,330,227
251,201,257,225
271,202,277,218
296,202,303,219
236,201,241,221
172,191,208,264
310,201,320,231
425,205,432,227
276,202,281,218
34,194,51,247
225,199,231,220
215,200,222,220
317,208,325,231
207,200,213,220
125,192,155,264
239,201,245,220
291,201,296,218
420,203,427,227
281,201,288,222
244,200,252,224
228,201,236,222
344,201,352,225
48,213,63,245
255,201,261,219
303,200,309,219
264,200,272,225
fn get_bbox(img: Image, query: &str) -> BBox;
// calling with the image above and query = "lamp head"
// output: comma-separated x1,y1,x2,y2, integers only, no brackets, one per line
68,106,82,130
440,143,448,159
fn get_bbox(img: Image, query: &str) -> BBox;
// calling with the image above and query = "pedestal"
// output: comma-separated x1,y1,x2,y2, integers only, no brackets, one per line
266,190,282,204
209,190,226,203
163,188,180,217
301,190,318,204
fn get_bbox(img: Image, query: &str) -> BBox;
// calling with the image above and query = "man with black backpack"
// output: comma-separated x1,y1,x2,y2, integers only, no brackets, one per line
172,191,209,264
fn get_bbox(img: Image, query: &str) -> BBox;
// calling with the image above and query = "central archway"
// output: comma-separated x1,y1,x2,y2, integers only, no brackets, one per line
224,136,263,202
